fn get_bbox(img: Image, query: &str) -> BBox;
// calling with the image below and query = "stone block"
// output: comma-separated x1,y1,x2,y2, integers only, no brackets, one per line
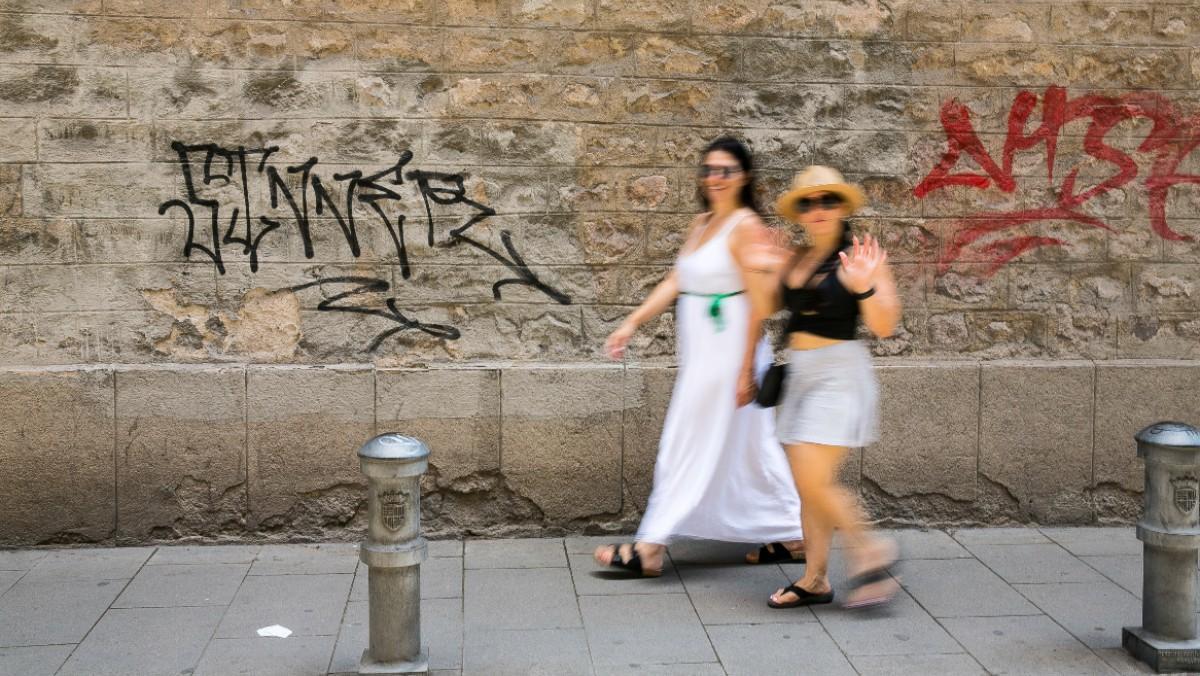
0,368,115,544
442,28,549,73
551,31,639,77
1052,3,1154,45
611,79,721,126
78,17,191,68
634,34,737,79
902,1,960,41
893,42,955,85
246,366,374,530
929,265,1010,311
1133,263,1200,313
1153,4,1200,44
1094,361,1200,494
593,0,690,31
0,165,19,216
1068,47,1190,89
722,83,824,129
501,367,623,519
622,366,676,509
0,314,38,365
376,368,500,484
865,362,979,502
115,366,248,540
22,162,173,218
0,264,78,313
979,361,1095,523
424,119,579,166
37,120,155,163
0,218,74,265
0,65,126,118
962,4,1050,42
75,263,219,312
0,119,35,162
954,44,1068,86
740,38,892,83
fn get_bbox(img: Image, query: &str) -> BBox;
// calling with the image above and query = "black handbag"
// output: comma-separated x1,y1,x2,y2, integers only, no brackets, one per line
755,361,787,407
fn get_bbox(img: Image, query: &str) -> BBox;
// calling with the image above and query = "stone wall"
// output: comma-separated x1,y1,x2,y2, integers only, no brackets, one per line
1,1,1199,543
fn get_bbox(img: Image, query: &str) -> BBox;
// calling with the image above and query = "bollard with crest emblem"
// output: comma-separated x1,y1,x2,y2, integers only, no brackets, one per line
1123,421,1200,673
357,434,429,675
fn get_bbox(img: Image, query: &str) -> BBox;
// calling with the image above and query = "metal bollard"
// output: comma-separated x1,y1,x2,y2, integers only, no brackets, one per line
357,434,429,675
1123,421,1200,673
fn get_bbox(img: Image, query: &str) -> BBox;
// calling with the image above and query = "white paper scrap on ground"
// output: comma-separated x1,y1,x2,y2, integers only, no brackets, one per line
256,625,292,638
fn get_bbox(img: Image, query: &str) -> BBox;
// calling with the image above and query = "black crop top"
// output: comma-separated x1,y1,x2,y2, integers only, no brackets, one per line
782,247,861,340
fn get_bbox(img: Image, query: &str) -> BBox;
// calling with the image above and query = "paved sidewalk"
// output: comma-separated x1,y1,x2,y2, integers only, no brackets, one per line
0,528,1167,675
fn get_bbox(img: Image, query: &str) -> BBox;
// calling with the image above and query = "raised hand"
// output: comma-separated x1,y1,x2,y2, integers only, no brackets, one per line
837,234,887,295
604,321,636,360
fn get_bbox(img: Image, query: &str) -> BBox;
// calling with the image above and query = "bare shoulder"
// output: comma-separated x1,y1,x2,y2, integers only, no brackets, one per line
729,211,771,245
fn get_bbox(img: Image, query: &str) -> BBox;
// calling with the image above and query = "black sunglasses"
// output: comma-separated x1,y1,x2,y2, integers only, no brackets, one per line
697,164,744,179
796,193,844,213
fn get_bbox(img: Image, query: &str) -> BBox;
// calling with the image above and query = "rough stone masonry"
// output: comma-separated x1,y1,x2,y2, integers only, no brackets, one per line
0,0,1198,545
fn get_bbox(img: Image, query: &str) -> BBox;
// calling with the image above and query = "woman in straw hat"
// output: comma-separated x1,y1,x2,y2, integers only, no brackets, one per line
749,165,902,608
593,136,806,577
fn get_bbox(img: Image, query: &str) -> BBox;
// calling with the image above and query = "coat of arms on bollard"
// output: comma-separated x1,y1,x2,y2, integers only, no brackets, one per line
379,489,409,531
1172,477,1198,515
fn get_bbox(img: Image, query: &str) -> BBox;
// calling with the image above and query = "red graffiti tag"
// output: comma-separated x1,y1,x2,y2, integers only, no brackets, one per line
915,86,1200,276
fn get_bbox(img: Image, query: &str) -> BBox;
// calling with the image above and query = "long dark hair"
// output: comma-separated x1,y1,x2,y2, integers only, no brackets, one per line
695,136,759,213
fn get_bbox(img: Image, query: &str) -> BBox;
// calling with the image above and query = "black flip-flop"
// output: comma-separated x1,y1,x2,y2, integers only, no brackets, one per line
843,565,898,609
749,542,806,564
767,583,834,609
601,544,662,578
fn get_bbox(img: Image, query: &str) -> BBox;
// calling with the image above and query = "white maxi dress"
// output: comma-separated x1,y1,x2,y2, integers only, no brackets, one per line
636,208,804,546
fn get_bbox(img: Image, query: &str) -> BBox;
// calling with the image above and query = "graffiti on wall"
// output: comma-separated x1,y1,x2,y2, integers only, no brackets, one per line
158,142,571,351
915,85,1199,275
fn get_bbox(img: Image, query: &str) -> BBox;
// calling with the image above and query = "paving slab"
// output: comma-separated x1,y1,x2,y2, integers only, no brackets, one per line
1094,647,1157,675
194,636,337,676
113,562,248,608
1014,580,1141,650
1083,555,1143,599
428,540,463,558
678,564,811,625
565,536,621,555
465,538,566,569
0,550,48,571
249,543,359,576
464,568,580,631
0,645,74,676
603,664,725,676
580,593,716,667
952,528,1052,546
568,553,685,596
942,615,1118,675
667,540,759,566
21,547,154,581
707,622,855,676
147,544,260,565
812,588,962,656
898,558,1041,618
56,606,223,676
330,598,463,674
849,652,988,675
1040,527,1142,557
967,543,1107,584
463,628,592,676
0,570,22,597
893,529,973,560
214,573,353,638
0,576,126,646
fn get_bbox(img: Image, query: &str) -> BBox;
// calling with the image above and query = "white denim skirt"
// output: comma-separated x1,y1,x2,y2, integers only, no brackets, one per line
775,340,879,448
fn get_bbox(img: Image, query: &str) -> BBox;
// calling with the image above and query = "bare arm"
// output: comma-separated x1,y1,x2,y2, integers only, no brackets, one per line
729,216,782,406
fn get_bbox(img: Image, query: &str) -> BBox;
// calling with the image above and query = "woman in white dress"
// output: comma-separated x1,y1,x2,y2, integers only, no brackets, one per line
593,137,805,576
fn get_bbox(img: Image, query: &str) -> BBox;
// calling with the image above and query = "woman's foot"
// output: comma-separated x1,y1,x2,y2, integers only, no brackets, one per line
745,540,806,564
768,577,832,607
844,537,899,608
593,543,665,577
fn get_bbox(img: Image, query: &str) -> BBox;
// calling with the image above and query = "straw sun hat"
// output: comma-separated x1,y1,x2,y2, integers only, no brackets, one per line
775,165,866,223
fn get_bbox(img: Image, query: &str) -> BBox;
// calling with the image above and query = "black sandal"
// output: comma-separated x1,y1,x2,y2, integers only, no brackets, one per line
843,566,897,609
749,542,806,564
601,544,662,578
768,583,834,609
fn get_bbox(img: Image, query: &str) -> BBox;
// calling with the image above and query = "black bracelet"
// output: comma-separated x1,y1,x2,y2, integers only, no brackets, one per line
851,287,876,300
